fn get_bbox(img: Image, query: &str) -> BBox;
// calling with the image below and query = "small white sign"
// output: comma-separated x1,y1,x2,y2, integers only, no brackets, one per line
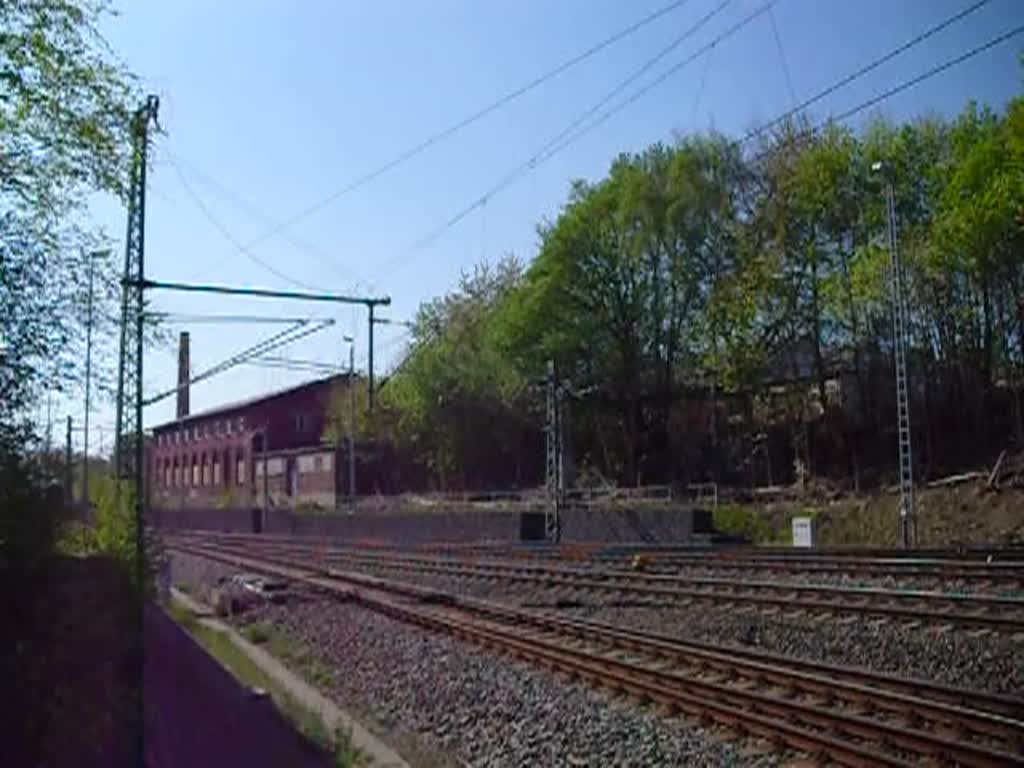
792,516,815,548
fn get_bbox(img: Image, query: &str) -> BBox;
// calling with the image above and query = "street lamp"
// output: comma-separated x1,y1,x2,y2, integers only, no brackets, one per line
872,160,916,548
342,334,356,511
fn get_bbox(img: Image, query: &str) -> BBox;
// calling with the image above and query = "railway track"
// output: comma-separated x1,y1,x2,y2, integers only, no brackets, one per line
167,537,1024,767
426,541,1024,562
423,542,1024,588
182,532,1024,632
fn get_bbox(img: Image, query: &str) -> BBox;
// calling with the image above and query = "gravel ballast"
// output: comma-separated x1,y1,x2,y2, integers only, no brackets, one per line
344,560,1024,696
170,552,778,767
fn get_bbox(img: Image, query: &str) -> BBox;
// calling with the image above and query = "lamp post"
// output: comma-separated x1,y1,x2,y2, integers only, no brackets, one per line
872,160,915,549
343,334,356,512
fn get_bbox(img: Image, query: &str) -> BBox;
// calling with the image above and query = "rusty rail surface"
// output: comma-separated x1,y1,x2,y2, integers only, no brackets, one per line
185,531,1024,632
424,541,1024,561
423,542,1024,584
167,537,1024,767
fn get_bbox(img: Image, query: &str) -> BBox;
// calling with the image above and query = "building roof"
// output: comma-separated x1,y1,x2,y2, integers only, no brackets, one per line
152,372,350,432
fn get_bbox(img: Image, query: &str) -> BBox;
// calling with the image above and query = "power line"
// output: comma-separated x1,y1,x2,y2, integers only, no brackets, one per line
371,0,1001,278
535,2,777,163
691,40,715,127
768,4,798,108
143,319,335,407
530,0,735,185
827,22,1024,127
149,312,335,325
246,356,347,374
741,0,994,144
243,359,343,375
744,19,1024,168
254,355,344,369
232,0,699,254
161,148,362,283
163,149,327,291
370,0,772,278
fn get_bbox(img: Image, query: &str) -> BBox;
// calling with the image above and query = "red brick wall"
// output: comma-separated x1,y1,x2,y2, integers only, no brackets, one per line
148,377,345,509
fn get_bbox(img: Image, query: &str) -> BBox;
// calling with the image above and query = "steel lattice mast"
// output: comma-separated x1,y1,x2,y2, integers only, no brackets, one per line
874,162,916,548
112,92,158,768
114,95,159,528
886,181,916,548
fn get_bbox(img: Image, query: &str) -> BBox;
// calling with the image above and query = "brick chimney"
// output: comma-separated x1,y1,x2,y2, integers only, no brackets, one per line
176,331,190,419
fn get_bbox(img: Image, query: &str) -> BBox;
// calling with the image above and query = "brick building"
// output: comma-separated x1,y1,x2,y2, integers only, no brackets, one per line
148,367,353,511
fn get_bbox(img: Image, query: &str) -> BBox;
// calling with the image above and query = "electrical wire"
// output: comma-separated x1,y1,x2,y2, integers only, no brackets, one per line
160,148,361,283
149,312,333,325
369,0,770,277
825,22,1024,128
253,355,345,370
244,357,346,375
371,0,1003,278
243,359,343,375
233,0,699,252
741,18,1024,169
142,319,335,406
691,40,715,127
741,0,993,144
163,150,327,291
768,4,798,108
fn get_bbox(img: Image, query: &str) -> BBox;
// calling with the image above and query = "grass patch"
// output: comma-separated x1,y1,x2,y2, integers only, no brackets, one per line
243,621,272,645
192,623,276,691
168,603,362,767
241,619,455,767
166,600,198,632
243,620,337,690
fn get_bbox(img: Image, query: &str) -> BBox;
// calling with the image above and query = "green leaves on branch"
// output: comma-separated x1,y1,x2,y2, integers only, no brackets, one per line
347,82,1024,488
1,0,138,421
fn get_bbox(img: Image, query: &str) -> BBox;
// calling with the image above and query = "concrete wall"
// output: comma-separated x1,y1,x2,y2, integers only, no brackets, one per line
151,505,696,545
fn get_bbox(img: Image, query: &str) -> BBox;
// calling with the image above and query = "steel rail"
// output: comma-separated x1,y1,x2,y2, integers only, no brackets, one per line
188,532,1024,632
167,539,1024,767
172,535,1024,719
504,549,1024,584
424,540,1024,563
193,531,1024,581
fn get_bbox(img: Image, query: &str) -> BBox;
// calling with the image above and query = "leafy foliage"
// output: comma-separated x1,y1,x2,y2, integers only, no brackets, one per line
1,0,136,421
370,81,1023,491
2,10,139,761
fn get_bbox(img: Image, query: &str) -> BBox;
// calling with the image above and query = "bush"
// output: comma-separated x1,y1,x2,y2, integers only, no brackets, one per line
92,476,137,566
89,474,160,595
712,504,775,544
55,522,98,555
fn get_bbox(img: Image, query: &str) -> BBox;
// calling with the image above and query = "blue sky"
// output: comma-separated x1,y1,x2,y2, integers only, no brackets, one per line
69,0,1023,452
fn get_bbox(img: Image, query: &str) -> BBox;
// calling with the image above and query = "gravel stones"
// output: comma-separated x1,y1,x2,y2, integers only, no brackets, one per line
346,560,1024,696
167,547,1023,766
247,598,774,768
570,604,1024,697
169,551,777,767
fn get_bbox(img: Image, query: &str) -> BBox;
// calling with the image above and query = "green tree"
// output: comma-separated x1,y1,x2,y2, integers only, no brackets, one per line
1,7,138,759
1,0,136,424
